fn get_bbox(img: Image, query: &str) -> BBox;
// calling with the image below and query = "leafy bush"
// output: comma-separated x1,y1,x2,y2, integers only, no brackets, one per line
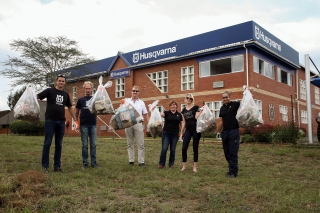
241,134,255,143
251,124,274,143
10,120,44,135
271,123,299,144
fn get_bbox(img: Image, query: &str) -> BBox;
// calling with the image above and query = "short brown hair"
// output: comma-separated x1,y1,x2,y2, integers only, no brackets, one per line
168,100,178,108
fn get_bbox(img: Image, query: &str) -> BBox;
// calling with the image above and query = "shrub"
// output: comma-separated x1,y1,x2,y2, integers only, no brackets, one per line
10,120,44,136
251,124,274,143
241,134,255,143
271,123,299,144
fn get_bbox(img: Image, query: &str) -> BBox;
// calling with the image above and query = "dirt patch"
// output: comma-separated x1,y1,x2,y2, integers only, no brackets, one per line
17,170,49,184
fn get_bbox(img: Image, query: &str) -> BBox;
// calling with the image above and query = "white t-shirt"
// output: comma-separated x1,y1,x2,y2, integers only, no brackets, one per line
128,98,148,120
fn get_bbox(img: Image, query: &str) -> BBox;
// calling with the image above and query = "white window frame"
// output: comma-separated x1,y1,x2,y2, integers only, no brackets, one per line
181,66,194,91
254,99,262,116
279,105,288,122
300,80,306,100
301,110,308,124
253,56,275,79
72,86,77,103
315,87,320,105
277,68,292,86
92,83,97,96
147,70,168,93
199,55,244,77
181,104,186,110
205,101,223,118
115,78,125,98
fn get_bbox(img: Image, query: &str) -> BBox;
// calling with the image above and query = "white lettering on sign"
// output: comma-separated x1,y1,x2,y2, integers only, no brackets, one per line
255,25,281,51
132,46,177,63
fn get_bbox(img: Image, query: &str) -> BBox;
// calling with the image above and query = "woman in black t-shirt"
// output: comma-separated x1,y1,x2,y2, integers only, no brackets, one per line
158,100,185,169
181,93,201,172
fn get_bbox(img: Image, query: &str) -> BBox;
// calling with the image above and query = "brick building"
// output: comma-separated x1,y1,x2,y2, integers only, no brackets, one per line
61,21,319,137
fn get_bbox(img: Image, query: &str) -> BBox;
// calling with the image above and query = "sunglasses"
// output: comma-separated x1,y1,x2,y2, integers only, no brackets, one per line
132,90,139,93
186,97,193,101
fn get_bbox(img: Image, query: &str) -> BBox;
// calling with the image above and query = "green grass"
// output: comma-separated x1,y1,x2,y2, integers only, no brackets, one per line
0,135,320,212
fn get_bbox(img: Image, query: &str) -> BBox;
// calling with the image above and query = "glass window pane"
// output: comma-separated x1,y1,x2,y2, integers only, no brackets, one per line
231,56,244,72
182,76,187,82
200,62,210,77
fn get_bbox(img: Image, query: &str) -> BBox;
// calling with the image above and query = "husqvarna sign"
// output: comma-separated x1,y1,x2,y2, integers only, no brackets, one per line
132,46,177,64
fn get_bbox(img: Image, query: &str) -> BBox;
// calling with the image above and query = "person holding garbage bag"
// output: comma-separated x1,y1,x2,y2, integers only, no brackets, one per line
75,81,99,170
219,91,240,178
125,86,149,166
181,93,202,172
158,100,185,169
37,74,77,173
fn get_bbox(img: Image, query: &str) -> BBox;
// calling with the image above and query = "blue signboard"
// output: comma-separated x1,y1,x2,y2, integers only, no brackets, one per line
121,21,299,68
65,21,300,79
110,68,130,79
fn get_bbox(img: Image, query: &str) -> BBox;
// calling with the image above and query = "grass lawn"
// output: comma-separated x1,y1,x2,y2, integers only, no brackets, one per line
0,135,320,212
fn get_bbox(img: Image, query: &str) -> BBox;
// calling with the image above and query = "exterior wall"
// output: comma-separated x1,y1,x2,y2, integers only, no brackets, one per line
62,52,320,138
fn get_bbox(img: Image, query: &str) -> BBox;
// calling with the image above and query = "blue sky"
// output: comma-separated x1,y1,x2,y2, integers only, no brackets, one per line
0,0,319,110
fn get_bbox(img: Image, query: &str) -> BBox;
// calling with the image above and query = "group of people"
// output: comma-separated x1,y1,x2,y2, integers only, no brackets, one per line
38,74,241,178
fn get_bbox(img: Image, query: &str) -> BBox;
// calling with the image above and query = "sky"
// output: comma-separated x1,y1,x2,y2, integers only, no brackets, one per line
0,0,319,110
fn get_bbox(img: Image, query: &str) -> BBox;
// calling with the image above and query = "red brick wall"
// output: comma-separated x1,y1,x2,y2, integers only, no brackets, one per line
62,54,320,137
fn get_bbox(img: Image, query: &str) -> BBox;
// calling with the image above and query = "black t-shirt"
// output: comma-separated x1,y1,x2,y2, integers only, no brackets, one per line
76,96,97,125
38,88,72,121
162,110,183,133
182,105,199,130
219,101,240,130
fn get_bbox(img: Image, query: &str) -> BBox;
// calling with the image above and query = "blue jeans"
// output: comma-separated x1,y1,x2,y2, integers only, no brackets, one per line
221,129,240,176
42,120,65,168
159,131,179,167
80,125,97,166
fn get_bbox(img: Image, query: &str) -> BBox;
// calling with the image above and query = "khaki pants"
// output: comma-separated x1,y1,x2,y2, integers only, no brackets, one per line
125,123,145,164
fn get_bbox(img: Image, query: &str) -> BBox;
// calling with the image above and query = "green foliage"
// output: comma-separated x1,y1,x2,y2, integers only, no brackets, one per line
0,36,95,89
271,123,299,144
9,120,44,135
251,124,274,143
240,134,255,143
7,86,26,110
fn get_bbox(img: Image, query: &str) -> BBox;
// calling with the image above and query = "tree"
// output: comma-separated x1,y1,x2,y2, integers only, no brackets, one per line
0,36,95,89
7,86,26,110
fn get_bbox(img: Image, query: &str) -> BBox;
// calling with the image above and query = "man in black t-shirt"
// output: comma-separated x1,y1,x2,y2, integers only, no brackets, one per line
75,81,99,169
37,74,77,173
219,91,240,178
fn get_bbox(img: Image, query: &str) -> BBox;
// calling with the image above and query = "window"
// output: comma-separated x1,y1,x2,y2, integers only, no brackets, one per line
279,105,288,122
116,78,125,98
92,83,97,96
199,55,244,77
277,68,292,86
147,70,168,92
181,104,186,110
301,110,307,124
156,106,165,112
254,100,262,115
181,66,194,90
315,87,320,104
72,87,77,103
300,80,306,100
253,56,274,79
205,101,223,118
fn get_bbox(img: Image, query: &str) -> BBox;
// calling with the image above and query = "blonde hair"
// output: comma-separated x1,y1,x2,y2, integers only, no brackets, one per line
83,81,93,88
132,85,139,90
185,93,195,105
